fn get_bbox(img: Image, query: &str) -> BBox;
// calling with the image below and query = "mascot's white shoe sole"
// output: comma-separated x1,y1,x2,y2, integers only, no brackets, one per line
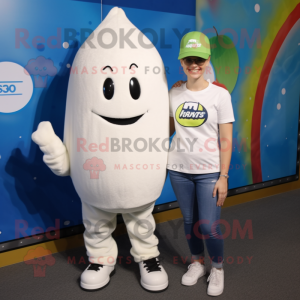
139,257,169,292
140,280,169,291
80,264,115,290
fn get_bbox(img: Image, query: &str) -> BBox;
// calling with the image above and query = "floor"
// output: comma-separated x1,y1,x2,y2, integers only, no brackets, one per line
1,189,300,299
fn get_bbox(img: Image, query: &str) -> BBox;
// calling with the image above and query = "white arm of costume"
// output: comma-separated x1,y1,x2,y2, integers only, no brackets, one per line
32,121,70,176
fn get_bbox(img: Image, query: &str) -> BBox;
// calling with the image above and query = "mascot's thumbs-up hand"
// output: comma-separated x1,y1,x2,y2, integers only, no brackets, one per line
32,121,57,148
32,121,70,176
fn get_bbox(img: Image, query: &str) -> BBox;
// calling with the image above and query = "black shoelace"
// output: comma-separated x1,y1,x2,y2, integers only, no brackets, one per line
87,263,104,271
143,258,161,273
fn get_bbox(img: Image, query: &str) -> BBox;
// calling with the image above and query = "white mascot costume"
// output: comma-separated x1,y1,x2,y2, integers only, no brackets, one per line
32,7,169,292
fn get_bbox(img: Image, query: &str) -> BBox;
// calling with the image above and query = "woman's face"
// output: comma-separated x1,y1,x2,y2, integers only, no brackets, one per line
180,56,211,80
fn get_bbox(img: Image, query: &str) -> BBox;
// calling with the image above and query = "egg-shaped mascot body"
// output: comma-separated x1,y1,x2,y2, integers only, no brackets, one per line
32,7,169,292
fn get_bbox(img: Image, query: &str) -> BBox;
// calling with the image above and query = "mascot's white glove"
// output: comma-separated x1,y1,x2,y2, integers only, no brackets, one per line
32,121,70,176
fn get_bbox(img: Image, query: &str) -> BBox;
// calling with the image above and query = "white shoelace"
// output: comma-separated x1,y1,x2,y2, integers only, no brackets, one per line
185,262,203,277
207,267,221,285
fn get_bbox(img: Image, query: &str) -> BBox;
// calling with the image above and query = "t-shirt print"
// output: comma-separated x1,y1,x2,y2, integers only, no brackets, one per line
175,101,208,127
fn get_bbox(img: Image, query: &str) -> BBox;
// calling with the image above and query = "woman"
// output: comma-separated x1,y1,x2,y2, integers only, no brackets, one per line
168,31,235,296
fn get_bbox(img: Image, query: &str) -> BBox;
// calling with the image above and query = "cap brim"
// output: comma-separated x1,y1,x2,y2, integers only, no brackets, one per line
178,51,210,60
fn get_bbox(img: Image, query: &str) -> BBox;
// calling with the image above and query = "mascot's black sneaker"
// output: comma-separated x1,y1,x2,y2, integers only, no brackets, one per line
80,263,115,290
139,257,168,291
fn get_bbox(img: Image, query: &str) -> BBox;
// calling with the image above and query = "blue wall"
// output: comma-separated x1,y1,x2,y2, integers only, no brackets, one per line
1,0,299,245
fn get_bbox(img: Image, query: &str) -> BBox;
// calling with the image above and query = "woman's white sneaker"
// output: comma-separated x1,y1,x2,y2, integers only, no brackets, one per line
181,262,206,286
207,267,224,296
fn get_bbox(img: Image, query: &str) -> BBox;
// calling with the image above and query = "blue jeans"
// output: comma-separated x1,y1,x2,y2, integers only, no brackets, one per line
168,170,224,268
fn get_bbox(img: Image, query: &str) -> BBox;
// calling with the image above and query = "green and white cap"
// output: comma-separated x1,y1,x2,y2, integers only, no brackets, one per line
178,31,211,60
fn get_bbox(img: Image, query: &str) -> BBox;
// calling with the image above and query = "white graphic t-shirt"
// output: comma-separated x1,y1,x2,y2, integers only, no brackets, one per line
168,80,235,174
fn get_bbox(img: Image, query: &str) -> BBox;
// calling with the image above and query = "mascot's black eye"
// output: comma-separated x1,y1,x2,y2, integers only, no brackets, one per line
103,78,114,100
129,77,140,100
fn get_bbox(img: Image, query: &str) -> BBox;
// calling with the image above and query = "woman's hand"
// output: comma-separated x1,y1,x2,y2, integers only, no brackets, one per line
172,80,186,88
212,177,228,206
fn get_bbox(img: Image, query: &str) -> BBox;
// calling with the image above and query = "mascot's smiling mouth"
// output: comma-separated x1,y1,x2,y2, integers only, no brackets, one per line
92,111,145,125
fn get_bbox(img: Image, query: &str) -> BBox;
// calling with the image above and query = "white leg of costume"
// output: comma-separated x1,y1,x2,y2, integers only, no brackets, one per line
82,201,118,266
122,201,160,263
82,201,159,265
